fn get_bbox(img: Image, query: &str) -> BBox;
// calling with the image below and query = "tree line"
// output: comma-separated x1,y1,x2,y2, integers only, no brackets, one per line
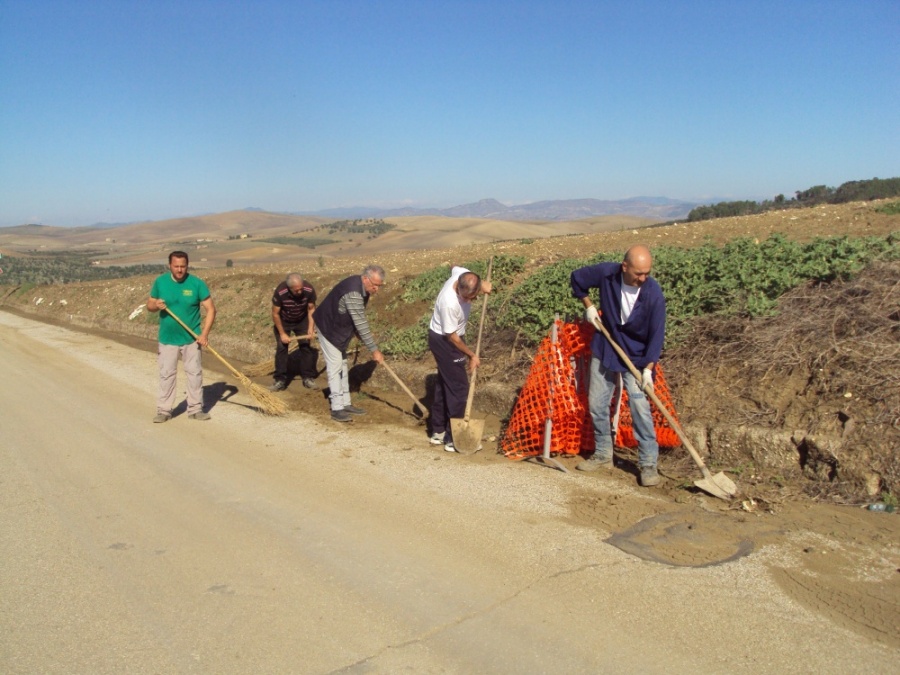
687,177,900,222
0,253,165,286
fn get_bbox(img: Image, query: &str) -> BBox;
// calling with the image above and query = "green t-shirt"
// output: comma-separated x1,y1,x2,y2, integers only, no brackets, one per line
150,273,211,346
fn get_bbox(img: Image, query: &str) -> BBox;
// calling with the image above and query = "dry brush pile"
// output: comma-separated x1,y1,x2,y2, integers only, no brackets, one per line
666,261,899,502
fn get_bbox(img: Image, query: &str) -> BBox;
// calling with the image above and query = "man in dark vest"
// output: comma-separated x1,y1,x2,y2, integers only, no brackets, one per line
270,272,318,392
314,265,385,422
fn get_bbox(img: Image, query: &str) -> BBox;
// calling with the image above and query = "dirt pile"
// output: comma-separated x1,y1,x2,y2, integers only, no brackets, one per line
667,261,900,502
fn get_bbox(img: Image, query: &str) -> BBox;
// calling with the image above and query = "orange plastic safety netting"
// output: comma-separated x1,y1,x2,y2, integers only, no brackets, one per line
501,319,682,461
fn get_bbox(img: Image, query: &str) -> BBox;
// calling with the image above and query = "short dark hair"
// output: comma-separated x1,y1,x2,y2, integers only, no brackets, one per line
169,250,189,264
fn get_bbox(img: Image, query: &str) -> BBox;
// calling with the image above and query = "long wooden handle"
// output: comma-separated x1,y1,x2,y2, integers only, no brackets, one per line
462,256,493,421
381,361,428,417
590,316,713,479
162,306,246,384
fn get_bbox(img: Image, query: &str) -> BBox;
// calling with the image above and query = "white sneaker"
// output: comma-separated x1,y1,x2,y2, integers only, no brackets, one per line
444,441,457,453
429,432,445,446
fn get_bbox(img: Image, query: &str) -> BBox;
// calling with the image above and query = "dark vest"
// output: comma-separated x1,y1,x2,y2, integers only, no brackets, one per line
316,275,368,351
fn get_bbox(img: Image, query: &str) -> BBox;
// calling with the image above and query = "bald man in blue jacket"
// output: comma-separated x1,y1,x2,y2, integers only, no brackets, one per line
570,245,666,487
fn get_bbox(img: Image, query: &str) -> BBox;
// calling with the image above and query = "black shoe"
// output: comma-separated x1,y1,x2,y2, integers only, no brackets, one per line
331,409,352,422
302,378,319,390
269,380,287,392
344,405,366,415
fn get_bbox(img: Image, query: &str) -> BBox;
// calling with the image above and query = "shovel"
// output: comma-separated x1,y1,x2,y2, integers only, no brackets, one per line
451,257,493,455
590,316,737,500
380,360,429,419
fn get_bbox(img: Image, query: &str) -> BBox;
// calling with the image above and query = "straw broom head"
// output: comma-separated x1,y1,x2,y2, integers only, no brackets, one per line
163,307,289,416
242,339,301,378
242,360,275,378
248,381,290,416
231,370,289,416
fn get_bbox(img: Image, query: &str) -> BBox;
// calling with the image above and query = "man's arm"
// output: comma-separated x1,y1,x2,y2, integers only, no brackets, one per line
570,264,598,300
306,303,316,339
446,331,479,371
198,297,216,347
346,293,384,363
272,304,290,344
644,294,666,365
572,264,612,324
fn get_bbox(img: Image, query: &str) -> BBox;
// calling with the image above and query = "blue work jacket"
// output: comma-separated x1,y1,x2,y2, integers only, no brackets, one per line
570,262,667,372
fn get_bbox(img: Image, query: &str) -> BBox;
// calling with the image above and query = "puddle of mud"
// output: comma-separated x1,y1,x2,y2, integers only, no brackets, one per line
570,487,900,648
605,511,755,567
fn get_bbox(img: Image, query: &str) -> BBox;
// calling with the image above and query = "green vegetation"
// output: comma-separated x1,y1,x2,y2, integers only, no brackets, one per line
0,253,165,285
398,255,526,304
875,200,900,215
381,315,431,357
494,255,617,341
383,235,900,355
258,219,396,248
687,177,900,222
382,255,527,356
258,236,336,249
322,218,395,236
497,233,899,347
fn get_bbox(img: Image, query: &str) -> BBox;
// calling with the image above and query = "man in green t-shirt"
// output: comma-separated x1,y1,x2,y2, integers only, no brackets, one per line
147,251,216,422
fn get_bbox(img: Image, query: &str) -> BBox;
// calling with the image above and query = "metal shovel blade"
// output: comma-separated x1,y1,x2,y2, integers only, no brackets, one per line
695,472,738,500
451,417,484,455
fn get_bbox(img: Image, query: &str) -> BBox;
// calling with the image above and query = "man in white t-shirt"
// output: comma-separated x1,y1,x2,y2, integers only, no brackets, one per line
427,265,493,452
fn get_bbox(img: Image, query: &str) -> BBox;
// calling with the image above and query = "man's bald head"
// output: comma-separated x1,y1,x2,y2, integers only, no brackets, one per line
622,245,653,287
457,272,482,300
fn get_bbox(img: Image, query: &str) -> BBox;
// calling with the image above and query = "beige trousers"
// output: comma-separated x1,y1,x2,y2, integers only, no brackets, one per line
157,342,203,415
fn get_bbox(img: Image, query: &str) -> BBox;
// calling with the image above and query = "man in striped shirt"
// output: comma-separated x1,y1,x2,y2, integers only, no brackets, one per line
314,265,386,422
269,272,318,392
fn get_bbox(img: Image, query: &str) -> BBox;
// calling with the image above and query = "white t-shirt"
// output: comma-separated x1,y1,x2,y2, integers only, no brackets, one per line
429,266,471,336
620,283,641,324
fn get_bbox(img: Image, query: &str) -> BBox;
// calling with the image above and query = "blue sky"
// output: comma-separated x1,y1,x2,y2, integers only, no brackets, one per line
1,0,897,227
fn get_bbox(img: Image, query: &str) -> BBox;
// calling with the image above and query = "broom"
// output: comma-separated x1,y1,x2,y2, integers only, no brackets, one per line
163,307,289,416
243,335,316,378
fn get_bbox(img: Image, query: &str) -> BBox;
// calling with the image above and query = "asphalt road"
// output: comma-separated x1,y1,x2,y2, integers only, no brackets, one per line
1,311,895,674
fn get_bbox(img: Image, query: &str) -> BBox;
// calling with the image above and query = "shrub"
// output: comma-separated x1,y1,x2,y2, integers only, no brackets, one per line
381,314,431,357
400,255,526,304
496,234,899,347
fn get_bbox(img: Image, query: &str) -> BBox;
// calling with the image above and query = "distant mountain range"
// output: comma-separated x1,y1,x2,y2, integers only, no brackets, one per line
295,196,697,222
8,196,695,230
